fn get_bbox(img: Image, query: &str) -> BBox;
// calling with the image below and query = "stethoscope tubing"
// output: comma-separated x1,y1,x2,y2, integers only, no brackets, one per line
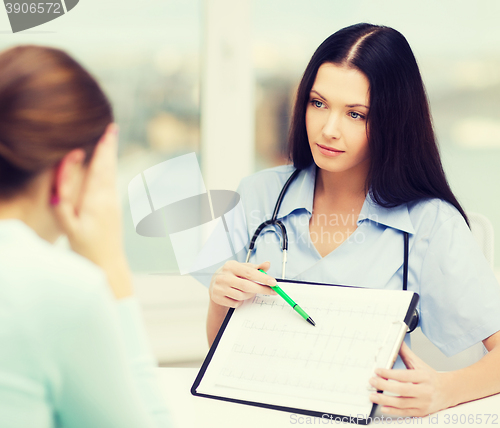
245,169,301,278
244,168,418,332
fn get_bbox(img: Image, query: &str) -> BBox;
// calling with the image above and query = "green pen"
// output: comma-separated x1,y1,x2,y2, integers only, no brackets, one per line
258,269,316,326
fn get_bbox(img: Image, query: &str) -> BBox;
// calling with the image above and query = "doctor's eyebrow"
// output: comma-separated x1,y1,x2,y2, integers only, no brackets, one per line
310,90,327,101
346,103,369,109
310,90,369,109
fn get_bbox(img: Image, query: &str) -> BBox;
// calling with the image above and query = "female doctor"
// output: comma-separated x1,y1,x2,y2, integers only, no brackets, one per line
206,23,500,417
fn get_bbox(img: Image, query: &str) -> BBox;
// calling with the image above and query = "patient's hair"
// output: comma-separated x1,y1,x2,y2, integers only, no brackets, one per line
0,45,113,198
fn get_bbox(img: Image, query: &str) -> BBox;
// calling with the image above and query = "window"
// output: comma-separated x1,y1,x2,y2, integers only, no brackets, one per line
0,0,202,274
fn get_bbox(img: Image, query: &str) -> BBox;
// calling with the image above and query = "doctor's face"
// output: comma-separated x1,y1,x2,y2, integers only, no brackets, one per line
306,63,370,178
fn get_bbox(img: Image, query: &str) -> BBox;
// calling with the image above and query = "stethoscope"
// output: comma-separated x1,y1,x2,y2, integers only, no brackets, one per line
245,168,420,333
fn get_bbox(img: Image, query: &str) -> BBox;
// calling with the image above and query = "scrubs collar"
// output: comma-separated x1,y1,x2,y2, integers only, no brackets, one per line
358,193,415,235
275,164,315,219
276,164,415,235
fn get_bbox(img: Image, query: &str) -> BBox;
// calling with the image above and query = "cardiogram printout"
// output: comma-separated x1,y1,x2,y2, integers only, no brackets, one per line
194,280,418,421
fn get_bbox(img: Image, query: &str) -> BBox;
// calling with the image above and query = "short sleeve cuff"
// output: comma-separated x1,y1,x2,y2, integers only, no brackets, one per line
438,315,500,357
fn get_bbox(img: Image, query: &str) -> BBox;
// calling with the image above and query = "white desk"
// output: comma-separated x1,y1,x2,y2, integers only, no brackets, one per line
158,368,500,427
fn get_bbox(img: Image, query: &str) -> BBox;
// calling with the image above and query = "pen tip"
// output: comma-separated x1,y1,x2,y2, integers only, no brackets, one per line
307,317,316,326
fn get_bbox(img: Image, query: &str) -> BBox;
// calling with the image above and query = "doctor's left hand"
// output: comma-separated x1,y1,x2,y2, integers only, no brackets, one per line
368,342,454,417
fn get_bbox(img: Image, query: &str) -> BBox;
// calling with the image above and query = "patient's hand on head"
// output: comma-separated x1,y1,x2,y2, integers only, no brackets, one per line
54,124,132,299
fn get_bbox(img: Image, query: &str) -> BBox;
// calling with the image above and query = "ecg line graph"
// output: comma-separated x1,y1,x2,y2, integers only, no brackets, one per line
214,290,408,407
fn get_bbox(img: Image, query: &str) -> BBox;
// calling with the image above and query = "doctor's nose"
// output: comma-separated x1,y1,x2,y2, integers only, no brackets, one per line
321,113,341,140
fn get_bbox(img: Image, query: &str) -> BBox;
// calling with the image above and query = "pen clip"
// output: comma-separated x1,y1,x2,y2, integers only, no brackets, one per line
368,320,405,391
373,320,406,368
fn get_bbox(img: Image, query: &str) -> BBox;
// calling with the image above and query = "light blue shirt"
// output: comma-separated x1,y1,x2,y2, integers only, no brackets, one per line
198,164,500,358
0,220,170,428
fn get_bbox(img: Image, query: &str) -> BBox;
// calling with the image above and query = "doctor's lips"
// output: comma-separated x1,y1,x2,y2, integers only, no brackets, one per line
316,143,345,157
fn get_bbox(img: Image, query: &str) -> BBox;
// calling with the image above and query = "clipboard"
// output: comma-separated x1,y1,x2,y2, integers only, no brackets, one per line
191,279,419,425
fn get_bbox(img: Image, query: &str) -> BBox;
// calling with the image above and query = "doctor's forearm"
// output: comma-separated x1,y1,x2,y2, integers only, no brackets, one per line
445,339,500,407
206,300,229,347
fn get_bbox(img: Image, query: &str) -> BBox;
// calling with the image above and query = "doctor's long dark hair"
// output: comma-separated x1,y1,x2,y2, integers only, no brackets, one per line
288,23,469,225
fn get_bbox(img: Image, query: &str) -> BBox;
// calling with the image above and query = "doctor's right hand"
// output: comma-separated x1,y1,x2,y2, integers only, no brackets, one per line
208,260,278,309
207,260,278,345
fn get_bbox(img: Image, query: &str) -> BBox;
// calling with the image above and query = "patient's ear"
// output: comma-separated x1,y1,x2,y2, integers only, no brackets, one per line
50,148,86,206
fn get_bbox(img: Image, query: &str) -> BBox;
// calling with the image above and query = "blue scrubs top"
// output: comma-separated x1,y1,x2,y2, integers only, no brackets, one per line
199,164,500,358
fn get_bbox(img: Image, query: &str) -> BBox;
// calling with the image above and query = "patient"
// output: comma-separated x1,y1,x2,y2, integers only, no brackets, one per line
0,46,170,427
